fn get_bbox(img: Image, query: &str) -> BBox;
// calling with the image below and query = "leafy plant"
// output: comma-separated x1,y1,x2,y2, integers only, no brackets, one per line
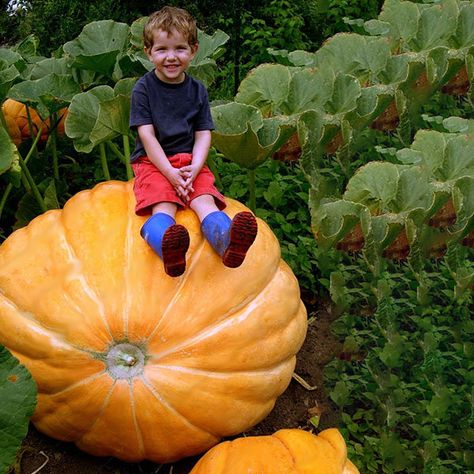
0,345,37,474
325,262,473,473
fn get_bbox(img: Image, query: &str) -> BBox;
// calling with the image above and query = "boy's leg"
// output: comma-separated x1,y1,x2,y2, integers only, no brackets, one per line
141,203,189,277
190,195,257,268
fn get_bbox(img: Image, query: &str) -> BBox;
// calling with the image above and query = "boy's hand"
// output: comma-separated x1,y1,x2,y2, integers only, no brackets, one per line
164,167,189,200
179,163,200,192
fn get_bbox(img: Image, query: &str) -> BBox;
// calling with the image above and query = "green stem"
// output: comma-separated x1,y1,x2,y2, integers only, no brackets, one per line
18,127,47,213
0,183,13,223
0,107,7,129
107,140,126,164
247,168,256,213
207,153,223,189
25,105,40,161
99,142,111,180
50,111,59,180
122,134,133,180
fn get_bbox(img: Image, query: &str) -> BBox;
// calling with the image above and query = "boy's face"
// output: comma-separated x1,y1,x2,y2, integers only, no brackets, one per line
146,29,197,84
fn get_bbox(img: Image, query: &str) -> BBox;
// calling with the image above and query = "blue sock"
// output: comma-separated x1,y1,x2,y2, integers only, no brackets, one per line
200,211,232,256
140,213,175,259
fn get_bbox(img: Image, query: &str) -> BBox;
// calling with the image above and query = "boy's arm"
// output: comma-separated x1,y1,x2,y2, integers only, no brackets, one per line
138,124,188,198
180,130,212,188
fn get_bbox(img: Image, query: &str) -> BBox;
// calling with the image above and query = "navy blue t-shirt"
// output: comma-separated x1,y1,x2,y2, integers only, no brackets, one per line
129,71,214,162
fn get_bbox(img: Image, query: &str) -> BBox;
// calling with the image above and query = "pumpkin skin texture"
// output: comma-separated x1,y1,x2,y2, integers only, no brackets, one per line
0,180,307,463
189,428,360,474
2,98,67,145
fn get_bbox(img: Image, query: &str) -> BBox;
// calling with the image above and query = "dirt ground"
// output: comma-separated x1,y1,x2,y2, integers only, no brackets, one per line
16,298,341,474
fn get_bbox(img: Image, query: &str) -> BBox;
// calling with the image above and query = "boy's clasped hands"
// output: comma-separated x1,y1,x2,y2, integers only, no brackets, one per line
165,162,200,202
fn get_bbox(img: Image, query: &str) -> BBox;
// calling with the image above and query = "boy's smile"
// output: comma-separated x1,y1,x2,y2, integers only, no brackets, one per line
146,29,197,84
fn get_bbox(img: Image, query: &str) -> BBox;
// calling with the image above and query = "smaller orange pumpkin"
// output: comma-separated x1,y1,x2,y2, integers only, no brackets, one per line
2,98,67,146
189,428,360,474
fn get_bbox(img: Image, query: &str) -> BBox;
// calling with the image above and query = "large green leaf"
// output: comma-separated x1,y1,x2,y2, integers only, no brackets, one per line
453,1,474,48
12,34,40,61
211,102,293,169
0,127,18,176
268,48,317,67
398,129,474,182
8,73,80,118
378,0,420,49
397,129,447,174
348,84,395,130
325,73,361,116
443,116,474,135
65,85,115,152
395,166,433,212
344,162,401,211
443,134,474,181
313,33,392,78
0,346,37,474
235,64,291,115
91,94,131,144
29,57,70,79
0,49,22,103
410,0,459,52
193,29,229,63
282,67,334,115
451,176,474,234
312,200,370,249
63,20,129,76
130,17,147,49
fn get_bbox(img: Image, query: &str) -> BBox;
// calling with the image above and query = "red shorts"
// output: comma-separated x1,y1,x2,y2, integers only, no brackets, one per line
132,153,226,216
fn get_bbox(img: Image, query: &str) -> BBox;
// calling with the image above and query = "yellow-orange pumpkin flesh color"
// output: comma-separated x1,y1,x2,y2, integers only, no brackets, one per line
0,180,307,463
189,428,360,474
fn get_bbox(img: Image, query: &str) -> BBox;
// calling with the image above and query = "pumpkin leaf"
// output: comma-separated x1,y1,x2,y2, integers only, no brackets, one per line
378,0,420,47
130,17,147,49
63,20,129,76
0,127,18,176
453,2,474,49
192,29,229,64
29,57,70,79
0,345,37,474
0,50,21,103
313,33,391,78
65,85,114,153
409,0,458,52
211,102,294,169
91,94,131,144
235,64,291,115
7,74,80,118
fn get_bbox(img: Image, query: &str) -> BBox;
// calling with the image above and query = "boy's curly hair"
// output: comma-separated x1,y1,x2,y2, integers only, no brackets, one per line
143,6,198,50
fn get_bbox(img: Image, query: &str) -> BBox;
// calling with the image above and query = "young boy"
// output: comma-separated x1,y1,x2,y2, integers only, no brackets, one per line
130,6,257,277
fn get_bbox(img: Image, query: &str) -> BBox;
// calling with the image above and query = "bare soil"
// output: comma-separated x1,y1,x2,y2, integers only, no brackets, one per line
15,299,341,474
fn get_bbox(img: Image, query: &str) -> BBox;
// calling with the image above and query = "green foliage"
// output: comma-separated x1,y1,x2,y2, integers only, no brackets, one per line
0,345,37,474
324,261,474,473
11,0,147,55
303,0,384,46
214,0,311,98
214,155,337,294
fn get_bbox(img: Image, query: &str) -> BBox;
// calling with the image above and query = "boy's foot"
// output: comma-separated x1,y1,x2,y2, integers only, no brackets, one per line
222,212,258,268
161,224,190,277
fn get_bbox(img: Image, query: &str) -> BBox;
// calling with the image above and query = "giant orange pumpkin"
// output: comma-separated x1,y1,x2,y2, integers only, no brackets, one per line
189,428,360,474
0,180,307,463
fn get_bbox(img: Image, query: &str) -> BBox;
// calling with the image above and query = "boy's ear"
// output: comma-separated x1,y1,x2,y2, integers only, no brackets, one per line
191,43,199,55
